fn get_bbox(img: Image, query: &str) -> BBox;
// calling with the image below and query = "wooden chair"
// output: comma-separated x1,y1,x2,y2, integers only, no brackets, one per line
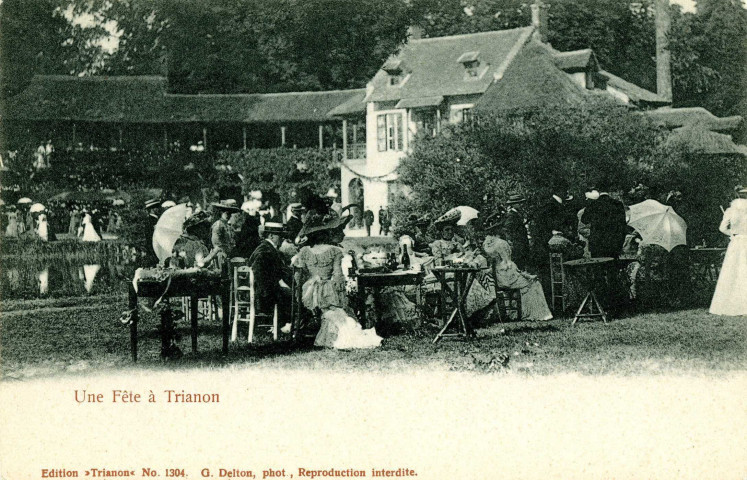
491,262,522,322
230,266,278,343
549,252,566,313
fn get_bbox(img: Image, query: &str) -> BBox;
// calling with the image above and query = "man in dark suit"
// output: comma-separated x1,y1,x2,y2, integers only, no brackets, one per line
144,198,161,266
581,189,627,258
285,203,305,243
500,194,531,271
363,208,374,236
247,221,293,322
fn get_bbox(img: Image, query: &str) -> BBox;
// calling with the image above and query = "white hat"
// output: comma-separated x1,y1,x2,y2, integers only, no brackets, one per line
249,190,263,200
325,188,338,198
241,199,261,213
161,200,176,208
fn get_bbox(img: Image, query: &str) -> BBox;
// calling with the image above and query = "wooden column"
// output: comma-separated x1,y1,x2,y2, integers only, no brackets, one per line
118,127,124,148
280,126,287,147
318,124,324,150
202,127,208,150
242,126,247,150
342,119,348,160
436,109,442,134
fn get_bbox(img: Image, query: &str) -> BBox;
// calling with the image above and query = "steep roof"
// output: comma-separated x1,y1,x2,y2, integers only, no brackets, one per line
643,107,743,131
475,42,587,113
2,75,364,123
552,49,598,72
601,70,669,106
327,89,368,117
3,75,168,122
368,27,534,103
164,89,365,123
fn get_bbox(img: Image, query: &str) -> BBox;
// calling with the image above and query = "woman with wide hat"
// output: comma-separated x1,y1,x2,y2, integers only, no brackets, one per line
210,200,240,272
709,185,747,315
292,211,382,349
430,209,464,267
482,221,553,321
169,211,212,268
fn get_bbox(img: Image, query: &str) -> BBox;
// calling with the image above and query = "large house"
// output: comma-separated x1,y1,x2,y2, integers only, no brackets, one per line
331,23,742,233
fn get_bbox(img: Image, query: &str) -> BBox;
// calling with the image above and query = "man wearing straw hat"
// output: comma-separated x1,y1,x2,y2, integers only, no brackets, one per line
247,221,293,323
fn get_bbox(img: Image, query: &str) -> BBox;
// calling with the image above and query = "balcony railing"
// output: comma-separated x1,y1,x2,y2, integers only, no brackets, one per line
346,143,366,160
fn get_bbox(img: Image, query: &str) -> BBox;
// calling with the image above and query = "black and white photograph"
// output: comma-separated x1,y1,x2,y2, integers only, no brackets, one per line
0,0,745,478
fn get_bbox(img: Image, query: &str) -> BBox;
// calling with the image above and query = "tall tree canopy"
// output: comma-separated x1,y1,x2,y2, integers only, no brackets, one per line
1,0,744,118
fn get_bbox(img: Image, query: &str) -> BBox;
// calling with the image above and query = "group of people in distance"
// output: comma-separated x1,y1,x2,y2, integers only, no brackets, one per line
146,189,382,350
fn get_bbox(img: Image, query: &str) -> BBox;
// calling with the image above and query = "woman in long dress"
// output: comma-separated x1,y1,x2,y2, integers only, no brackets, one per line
483,234,553,321
709,196,747,316
293,215,382,349
5,210,19,237
80,211,101,242
36,213,49,241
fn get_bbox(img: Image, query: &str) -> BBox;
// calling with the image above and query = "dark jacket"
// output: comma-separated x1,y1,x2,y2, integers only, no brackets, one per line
234,213,261,259
285,215,304,243
501,208,530,270
144,213,160,266
363,209,374,226
581,194,627,258
247,240,292,314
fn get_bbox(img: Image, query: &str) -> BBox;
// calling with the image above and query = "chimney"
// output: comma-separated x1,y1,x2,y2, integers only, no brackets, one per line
655,0,673,102
407,25,423,41
531,1,548,43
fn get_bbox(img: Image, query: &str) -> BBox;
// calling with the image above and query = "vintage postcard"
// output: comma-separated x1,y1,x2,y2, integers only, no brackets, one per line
1,0,745,478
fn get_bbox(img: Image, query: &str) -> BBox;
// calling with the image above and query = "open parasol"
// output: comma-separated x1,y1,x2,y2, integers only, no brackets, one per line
436,206,480,226
17,197,32,204
627,199,687,252
29,203,46,213
152,204,191,263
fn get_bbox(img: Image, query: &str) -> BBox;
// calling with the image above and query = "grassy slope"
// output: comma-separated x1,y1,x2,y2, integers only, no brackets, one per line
2,296,745,380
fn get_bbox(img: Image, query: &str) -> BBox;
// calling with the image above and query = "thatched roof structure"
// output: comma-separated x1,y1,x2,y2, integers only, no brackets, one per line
2,75,365,124
644,107,743,132
475,42,586,113
665,125,747,155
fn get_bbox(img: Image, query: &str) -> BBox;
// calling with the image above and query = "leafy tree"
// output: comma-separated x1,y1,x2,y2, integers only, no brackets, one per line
392,99,667,231
0,0,107,98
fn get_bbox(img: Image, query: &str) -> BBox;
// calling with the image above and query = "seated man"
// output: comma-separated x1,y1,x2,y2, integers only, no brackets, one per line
247,221,293,325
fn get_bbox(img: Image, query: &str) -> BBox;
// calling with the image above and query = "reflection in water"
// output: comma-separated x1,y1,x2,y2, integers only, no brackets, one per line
2,252,137,299
83,264,101,293
39,268,49,295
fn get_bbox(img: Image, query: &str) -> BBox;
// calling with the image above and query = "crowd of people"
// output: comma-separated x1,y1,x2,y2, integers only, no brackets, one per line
134,178,747,356
2,199,124,243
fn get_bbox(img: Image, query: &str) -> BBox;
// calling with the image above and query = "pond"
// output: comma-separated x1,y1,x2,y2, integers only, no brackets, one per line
1,240,139,300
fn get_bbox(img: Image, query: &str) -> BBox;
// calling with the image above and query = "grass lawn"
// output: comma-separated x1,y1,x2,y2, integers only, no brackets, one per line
1,294,745,380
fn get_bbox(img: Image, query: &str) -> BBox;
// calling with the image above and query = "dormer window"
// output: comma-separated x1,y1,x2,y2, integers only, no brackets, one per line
457,51,485,79
383,58,406,86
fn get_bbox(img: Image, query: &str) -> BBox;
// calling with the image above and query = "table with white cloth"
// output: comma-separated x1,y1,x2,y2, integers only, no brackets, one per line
128,267,230,361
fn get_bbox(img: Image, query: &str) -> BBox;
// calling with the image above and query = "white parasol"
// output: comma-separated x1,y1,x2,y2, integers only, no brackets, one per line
29,203,46,213
627,199,687,252
17,197,32,204
455,206,479,226
152,204,191,263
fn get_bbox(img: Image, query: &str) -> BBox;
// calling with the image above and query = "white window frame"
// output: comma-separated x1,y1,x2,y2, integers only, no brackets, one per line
449,103,475,124
376,111,405,152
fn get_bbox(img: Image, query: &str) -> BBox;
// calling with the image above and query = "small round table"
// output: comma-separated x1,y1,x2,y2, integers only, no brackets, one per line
563,257,614,325
430,266,483,343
